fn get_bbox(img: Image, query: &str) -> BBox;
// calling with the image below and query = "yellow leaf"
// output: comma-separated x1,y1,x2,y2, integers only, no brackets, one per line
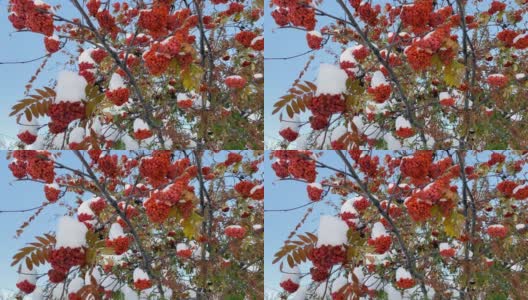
182,212,203,239
444,61,465,87
444,212,465,237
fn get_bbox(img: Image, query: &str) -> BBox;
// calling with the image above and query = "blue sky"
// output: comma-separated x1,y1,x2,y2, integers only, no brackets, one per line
0,151,78,290
264,1,344,148
0,1,78,144
264,152,344,294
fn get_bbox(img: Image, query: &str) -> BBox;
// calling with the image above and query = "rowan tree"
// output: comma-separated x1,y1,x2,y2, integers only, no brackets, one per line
270,0,528,150
7,150,263,299
7,0,263,150
271,150,528,299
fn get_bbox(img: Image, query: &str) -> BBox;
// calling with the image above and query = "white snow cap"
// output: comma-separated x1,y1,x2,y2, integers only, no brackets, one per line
396,267,412,281
121,285,139,300
176,243,189,251
316,64,348,96
513,33,528,44
253,224,263,230
515,73,526,80
371,71,388,88
308,30,322,38
133,118,149,132
331,275,348,293
340,47,358,64
280,113,300,132
250,184,263,195
133,268,149,281
371,222,388,239
78,48,96,65
308,182,322,190
18,114,39,135
77,201,95,217
109,73,126,90
17,264,37,285
395,115,411,129
250,36,263,46
85,267,102,284
316,215,349,247
109,223,126,240
439,92,451,100
68,277,84,294
439,242,451,251
341,198,359,215
69,127,85,144
46,183,60,190
516,224,526,231
55,216,88,248
512,184,527,196
253,73,263,80
280,266,300,284
55,71,87,103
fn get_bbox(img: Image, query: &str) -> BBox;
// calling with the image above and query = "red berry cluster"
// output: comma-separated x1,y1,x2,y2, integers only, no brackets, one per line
513,184,528,200
139,151,172,187
497,29,519,47
97,154,120,178
235,31,257,48
271,0,316,30
134,129,152,141
44,36,60,53
396,277,416,289
225,226,246,239
487,225,508,238
16,280,36,294
306,32,323,50
44,184,60,202
368,235,392,254
8,0,54,36
134,279,152,291
225,152,243,166
47,101,86,134
48,269,66,283
279,127,299,142
90,197,107,214
439,247,456,258
10,151,55,183
488,1,506,15
225,76,247,89
138,6,169,39
279,279,299,293
400,151,433,181
405,196,432,222
310,266,330,282
144,197,171,223
307,245,346,270
235,180,256,198
367,83,392,103
250,184,264,200
17,130,37,145
48,247,86,273
106,87,130,106
176,248,192,258
487,74,508,88
400,0,434,34
106,236,131,255
307,94,346,126
488,152,506,166
497,180,518,197
307,184,323,201
272,151,317,183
